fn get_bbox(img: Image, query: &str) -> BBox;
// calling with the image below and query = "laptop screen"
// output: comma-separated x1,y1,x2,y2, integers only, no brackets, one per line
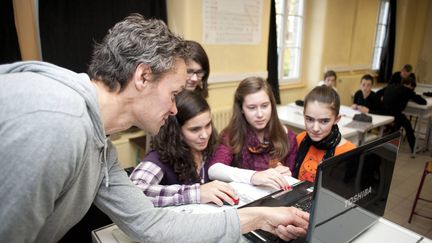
307,131,401,243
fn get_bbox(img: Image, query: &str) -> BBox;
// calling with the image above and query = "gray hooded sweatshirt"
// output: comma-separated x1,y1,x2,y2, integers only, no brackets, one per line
0,61,241,242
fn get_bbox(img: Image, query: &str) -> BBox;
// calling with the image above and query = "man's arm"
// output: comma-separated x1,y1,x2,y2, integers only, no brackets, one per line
95,144,242,242
238,207,309,241
95,143,309,242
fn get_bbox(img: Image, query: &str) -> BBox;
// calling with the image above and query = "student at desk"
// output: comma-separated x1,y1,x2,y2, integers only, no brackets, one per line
317,70,338,91
294,86,356,183
389,64,416,85
352,74,383,114
208,76,297,190
184,40,210,98
377,64,417,100
130,90,238,207
381,78,426,153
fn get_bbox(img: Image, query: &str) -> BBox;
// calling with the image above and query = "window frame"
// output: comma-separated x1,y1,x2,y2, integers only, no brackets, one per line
275,0,305,83
371,0,390,71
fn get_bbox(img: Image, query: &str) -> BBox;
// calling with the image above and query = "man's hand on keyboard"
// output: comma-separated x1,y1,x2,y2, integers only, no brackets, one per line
237,206,309,241
261,207,309,241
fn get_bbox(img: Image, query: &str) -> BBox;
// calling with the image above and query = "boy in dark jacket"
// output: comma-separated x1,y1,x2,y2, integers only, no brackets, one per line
352,74,383,114
382,78,426,153
389,64,416,85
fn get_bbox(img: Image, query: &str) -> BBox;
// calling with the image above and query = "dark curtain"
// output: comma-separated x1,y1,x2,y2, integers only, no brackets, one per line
378,0,396,83
267,0,281,104
39,0,167,73
0,0,21,64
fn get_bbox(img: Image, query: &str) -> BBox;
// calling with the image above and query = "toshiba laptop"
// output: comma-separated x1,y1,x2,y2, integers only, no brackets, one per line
242,131,401,243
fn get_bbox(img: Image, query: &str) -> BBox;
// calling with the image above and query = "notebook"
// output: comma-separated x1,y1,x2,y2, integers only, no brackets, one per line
242,131,401,243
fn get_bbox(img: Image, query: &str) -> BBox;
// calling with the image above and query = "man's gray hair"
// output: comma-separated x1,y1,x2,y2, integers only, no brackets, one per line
88,14,187,92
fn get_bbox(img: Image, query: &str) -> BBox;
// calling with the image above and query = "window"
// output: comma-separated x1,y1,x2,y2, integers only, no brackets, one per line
372,0,390,70
275,0,304,82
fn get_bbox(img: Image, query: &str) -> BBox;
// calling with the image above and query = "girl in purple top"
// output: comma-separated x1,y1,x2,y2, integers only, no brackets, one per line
130,90,237,207
209,77,298,190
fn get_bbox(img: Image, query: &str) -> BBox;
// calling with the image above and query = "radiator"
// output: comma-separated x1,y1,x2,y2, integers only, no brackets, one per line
212,107,232,132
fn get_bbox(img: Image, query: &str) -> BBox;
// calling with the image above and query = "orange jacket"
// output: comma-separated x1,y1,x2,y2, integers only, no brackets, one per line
296,131,356,183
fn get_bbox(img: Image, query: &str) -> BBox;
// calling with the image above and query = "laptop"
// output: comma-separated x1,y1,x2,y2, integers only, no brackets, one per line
242,131,401,243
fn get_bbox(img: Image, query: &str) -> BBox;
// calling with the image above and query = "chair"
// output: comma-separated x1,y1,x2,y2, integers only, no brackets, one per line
408,161,432,223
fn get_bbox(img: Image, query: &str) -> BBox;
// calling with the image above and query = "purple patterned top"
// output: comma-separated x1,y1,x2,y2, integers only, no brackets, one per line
130,150,202,207
209,128,298,171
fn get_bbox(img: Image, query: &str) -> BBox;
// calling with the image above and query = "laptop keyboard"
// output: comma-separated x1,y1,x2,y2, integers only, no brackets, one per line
293,194,313,213
245,194,313,242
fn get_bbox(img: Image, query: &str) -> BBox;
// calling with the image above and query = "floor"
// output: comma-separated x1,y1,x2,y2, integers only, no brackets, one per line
383,136,432,239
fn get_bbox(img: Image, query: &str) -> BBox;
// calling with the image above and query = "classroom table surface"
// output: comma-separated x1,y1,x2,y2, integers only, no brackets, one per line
277,103,394,145
92,177,431,243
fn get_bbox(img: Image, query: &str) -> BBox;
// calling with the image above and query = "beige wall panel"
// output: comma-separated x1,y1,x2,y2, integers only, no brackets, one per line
168,0,271,110
415,1,432,83
350,0,380,66
13,0,41,60
322,0,357,66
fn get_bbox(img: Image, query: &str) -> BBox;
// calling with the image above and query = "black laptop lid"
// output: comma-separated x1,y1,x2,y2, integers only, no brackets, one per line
306,131,401,243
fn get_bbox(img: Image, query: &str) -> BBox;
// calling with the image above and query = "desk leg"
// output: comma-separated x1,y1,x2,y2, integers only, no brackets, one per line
425,117,432,155
412,115,432,158
379,126,384,137
413,119,419,157
358,132,365,146
412,140,418,158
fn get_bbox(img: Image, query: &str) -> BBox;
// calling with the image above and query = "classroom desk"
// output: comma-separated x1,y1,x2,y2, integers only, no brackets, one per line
338,105,394,145
92,178,431,243
92,221,431,243
354,218,432,243
91,180,288,243
277,104,394,146
277,104,359,145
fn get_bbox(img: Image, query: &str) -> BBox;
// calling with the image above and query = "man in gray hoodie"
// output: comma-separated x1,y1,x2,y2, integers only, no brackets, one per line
0,14,309,242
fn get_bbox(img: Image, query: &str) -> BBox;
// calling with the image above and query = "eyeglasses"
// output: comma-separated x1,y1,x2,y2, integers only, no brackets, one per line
187,69,206,80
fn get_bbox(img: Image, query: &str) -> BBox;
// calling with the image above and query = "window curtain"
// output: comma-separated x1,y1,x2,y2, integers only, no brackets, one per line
0,0,21,64
378,0,396,83
267,0,281,104
39,0,167,73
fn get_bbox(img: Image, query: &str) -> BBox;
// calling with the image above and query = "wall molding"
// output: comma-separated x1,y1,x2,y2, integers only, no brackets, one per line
208,71,268,83
325,64,371,73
